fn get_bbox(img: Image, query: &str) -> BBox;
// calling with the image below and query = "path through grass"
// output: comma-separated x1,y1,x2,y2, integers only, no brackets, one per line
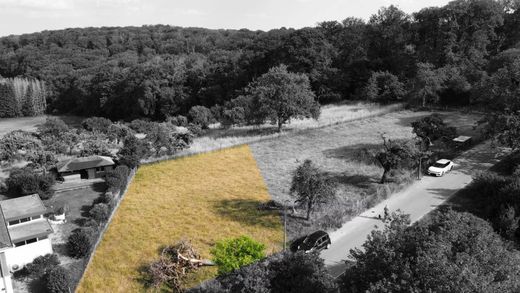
77,145,283,292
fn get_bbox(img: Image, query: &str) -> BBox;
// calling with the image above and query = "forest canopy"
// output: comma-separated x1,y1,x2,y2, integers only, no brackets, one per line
0,0,519,120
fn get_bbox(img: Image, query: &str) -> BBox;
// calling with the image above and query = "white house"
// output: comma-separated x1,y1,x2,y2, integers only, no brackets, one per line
0,194,54,293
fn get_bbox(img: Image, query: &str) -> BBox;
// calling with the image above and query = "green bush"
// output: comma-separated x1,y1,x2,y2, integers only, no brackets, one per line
89,203,110,223
67,228,93,258
43,266,70,293
5,168,55,199
118,135,147,168
24,254,60,278
167,115,188,127
81,117,113,133
188,105,213,129
211,236,266,275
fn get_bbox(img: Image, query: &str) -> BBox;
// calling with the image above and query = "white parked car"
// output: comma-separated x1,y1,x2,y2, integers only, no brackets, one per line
427,159,454,177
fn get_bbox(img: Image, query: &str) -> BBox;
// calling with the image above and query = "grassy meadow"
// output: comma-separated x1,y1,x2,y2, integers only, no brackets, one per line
77,145,283,292
250,110,482,238
144,102,403,162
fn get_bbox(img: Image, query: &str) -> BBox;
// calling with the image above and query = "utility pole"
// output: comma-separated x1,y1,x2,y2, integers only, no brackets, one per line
283,205,287,250
417,157,422,180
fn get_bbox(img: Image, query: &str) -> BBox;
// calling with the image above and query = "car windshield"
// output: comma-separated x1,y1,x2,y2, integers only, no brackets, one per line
432,162,449,168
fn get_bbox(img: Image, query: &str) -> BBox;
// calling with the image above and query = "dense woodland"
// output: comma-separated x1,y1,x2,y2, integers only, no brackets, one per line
0,0,519,121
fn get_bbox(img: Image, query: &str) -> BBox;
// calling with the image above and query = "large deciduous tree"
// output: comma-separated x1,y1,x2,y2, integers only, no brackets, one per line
191,251,336,293
245,65,320,132
340,209,520,293
411,63,446,107
411,114,457,150
290,160,336,220
372,136,417,183
365,71,406,103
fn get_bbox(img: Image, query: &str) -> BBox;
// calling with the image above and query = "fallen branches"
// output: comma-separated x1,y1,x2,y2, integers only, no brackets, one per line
146,240,212,292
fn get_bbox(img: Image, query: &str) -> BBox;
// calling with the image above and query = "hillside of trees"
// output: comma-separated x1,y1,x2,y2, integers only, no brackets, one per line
0,0,519,121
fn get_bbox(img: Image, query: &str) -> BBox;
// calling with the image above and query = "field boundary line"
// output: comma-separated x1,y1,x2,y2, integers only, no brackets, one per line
141,103,404,165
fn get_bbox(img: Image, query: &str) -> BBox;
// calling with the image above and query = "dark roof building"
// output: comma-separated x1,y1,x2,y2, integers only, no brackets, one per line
56,155,115,173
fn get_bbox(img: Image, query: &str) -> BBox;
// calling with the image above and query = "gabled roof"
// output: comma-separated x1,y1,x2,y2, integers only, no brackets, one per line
57,155,114,173
0,194,47,222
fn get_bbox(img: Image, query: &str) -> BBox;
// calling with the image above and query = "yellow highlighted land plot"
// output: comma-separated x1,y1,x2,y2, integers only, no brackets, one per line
77,145,283,292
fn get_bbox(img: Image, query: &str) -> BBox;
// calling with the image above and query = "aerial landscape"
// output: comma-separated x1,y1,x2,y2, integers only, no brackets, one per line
1,0,520,292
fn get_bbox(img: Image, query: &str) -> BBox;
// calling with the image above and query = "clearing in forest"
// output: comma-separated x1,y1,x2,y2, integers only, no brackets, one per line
77,145,283,292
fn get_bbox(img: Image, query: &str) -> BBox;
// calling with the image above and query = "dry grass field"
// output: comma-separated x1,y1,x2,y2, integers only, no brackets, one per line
77,145,283,292
250,110,482,238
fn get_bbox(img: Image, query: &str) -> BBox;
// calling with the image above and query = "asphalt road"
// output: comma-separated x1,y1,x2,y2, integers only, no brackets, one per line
321,141,510,278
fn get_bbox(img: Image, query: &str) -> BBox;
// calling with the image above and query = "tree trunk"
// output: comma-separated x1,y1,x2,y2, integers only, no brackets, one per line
380,169,389,184
422,94,426,108
306,202,312,220
277,120,283,132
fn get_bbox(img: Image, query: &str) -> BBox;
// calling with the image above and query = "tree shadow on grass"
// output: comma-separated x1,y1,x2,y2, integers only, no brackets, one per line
322,143,379,164
27,277,46,293
205,126,280,140
328,173,375,189
91,182,107,193
212,199,282,229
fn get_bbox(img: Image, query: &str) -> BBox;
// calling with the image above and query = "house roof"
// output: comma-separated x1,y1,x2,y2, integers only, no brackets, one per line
453,136,472,143
0,209,12,250
0,194,48,222
57,155,115,173
8,220,53,243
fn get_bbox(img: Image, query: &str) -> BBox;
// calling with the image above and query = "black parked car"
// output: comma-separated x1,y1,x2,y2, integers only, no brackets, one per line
290,230,331,253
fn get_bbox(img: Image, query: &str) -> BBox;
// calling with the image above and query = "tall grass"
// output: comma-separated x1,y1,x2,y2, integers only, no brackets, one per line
77,146,283,292
143,102,403,163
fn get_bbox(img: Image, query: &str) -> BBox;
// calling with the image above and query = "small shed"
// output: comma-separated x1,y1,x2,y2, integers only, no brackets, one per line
452,136,472,147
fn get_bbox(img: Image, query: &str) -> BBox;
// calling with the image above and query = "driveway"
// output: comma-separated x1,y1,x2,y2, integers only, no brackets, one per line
321,141,510,278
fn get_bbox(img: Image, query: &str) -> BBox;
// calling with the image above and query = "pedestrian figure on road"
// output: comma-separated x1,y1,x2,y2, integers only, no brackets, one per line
383,205,389,222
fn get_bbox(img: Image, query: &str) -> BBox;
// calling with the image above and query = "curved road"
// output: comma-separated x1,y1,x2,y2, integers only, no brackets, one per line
321,141,510,278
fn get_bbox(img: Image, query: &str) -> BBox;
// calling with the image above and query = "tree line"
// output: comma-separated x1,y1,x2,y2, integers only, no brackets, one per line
0,77,46,117
0,0,519,121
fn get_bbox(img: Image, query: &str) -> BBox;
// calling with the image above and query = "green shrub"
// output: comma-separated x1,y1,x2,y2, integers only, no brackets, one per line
187,123,203,136
67,228,93,258
118,135,147,168
89,203,110,223
24,254,60,277
167,115,188,127
188,105,213,129
211,236,266,274
43,266,70,293
81,117,113,133
5,168,55,199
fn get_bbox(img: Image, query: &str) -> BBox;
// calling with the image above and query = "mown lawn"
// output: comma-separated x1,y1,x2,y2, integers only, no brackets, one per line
77,145,283,292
